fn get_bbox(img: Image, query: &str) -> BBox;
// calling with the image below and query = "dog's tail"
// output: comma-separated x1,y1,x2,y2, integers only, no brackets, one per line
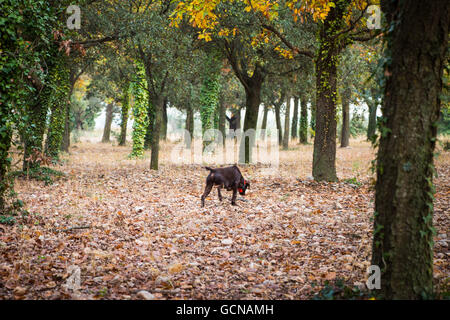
204,166,215,172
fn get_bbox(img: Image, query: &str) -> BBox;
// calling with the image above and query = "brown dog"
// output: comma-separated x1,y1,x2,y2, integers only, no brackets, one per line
201,165,250,207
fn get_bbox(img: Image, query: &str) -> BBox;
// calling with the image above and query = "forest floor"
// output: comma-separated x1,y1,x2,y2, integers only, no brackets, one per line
1,135,449,299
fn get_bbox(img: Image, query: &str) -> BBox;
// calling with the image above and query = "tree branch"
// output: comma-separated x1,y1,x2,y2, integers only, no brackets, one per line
262,24,314,58
71,35,119,47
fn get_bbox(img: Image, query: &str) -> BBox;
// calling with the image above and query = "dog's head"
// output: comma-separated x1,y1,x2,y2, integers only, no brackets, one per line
238,178,250,195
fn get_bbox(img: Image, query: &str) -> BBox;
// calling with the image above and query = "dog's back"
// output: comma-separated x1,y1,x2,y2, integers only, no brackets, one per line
201,165,246,207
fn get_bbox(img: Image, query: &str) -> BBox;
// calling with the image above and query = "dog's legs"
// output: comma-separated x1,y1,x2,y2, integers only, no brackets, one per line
217,187,223,201
201,183,213,207
231,188,237,205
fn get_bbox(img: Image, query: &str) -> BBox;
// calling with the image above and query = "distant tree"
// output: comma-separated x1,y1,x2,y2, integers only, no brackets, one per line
282,96,291,150
291,97,299,140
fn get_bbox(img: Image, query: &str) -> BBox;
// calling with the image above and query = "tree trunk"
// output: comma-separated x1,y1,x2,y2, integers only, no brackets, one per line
61,102,71,152
45,99,66,159
61,71,77,153
218,97,226,143
367,103,377,141
240,74,263,163
372,0,448,299
102,103,114,143
129,76,148,158
23,99,47,171
0,117,12,212
161,97,168,140
340,87,351,148
282,96,290,150
119,90,130,146
200,55,220,151
291,97,299,139
299,96,308,144
260,104,269,140
150,95,163,170
274,103,282,145
185,107,194,148
43,60,69,159
310,97,316,138
312,2,347,182
144,96,154,150
313,55,338,181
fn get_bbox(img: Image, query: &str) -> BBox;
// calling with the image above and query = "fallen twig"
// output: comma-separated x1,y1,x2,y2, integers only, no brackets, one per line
53,225,92,233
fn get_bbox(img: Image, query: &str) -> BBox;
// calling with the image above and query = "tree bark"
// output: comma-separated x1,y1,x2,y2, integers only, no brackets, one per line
282,96,291,150
372,0,449,299
312,2,347,182
340,87,351,148
240,68,264,163
260,104,269,140
23,99,47,170
61,69,78,152
274,103,282,145
367,103,377,141
0,118,12,212
161,97,168,140
144,94,154,150
45,98,66,159
61,102,71,152
101,103,114,143
150,95,163,170
310,97,316,137
218,97,226,144
185,106,194,148
119,90,130,146
291,97,298,139
313,55,338,181
299,96,308,144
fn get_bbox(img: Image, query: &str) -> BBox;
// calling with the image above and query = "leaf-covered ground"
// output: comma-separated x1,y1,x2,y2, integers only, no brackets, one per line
1,138,448,299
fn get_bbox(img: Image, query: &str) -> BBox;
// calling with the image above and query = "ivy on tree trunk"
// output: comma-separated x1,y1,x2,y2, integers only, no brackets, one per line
200,54,221,151
129,69,148,158
312,0,349,182
372,0,448,299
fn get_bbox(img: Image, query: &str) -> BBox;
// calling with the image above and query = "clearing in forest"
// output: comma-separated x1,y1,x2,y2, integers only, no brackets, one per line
1,137,448,299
